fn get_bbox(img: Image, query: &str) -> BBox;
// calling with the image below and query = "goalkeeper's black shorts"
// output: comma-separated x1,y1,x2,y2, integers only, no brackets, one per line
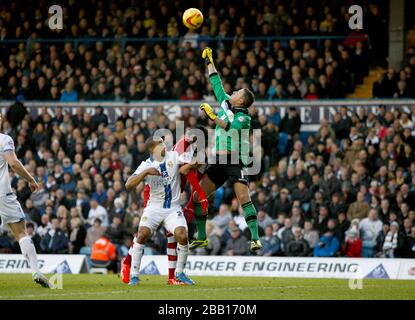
205,155,249,187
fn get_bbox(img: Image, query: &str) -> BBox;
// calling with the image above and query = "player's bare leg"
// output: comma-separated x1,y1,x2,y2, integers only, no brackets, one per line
173,226,194,285
129,226,151,286
9,221,51,288
189,175,216,249
233,182,262,252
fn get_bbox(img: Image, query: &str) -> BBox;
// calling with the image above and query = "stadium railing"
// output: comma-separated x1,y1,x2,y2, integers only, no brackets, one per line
0,34,369,51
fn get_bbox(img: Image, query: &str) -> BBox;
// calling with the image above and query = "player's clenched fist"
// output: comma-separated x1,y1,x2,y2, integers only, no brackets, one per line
29,180,39,193
200,103,217,121
202,47,213,65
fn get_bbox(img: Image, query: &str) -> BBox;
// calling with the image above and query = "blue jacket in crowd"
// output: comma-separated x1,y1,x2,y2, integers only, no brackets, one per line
313,234,340,257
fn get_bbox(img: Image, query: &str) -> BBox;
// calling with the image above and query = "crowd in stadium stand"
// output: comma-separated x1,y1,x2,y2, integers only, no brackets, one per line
0,0,385,102
372,46,415,99
0,103,414,263
1,1,414,269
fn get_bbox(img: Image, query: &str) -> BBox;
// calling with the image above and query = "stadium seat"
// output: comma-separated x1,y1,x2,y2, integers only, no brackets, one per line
90,267,108,274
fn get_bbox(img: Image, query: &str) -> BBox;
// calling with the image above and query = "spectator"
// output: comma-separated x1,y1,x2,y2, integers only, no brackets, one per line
303,220,319,248
109,197,125,221
314,205,330,234
279,107,301,139
61,173,76,193
279,218,295,252
329,193,347,218
341,226,362,257
381,221,404,258
68,217,86,254
272,188,292,217
291,180,313,206
85,218,106,247
26,222,41,252
40,217,69,254
336,212,351,244
0,228,15,253
212,204,233,232
91,106,108,129
36,214,51,237
290,206,304,228
225,227,249,256
313,230,340,257
119,144,133,168
286,227,310,256
403,218,413,237
107,215,127,246
24,199,41,225
347,191,370,221
257,210,274,230
359,208,383,257
60,81,78,102
402,226,415,258
374,222,390,257
87,198,109,227
90,232,118,273
258,225,281,256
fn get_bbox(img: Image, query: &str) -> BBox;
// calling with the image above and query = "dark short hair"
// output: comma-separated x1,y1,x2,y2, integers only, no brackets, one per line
242,88,255,108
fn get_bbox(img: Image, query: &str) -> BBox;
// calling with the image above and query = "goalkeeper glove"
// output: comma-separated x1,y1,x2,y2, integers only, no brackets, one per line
202,47,214,66
200,103,217,121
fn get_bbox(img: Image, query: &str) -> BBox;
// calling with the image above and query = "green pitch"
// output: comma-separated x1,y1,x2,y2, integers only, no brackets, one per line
0,274,414,300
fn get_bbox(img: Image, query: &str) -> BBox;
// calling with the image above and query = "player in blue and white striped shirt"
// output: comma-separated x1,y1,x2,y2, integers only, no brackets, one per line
125,136,197,286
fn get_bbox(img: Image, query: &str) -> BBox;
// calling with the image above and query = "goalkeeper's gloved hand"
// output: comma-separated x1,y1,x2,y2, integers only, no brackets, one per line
202,47,213,66
200,103,217,121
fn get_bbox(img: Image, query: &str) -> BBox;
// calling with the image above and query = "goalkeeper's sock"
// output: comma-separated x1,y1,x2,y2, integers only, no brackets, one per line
242,201,260,241
166,232,177,280
194,203,207,240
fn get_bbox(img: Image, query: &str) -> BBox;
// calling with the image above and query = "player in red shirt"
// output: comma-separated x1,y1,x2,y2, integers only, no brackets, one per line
121,130,208,285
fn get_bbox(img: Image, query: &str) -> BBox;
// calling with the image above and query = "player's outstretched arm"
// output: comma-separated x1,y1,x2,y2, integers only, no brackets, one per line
4,151,39,193
202,47,230,105
125,167,160,191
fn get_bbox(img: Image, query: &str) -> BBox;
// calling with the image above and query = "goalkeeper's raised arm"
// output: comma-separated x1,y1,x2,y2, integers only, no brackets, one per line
200,47,255,130
202,47,230,106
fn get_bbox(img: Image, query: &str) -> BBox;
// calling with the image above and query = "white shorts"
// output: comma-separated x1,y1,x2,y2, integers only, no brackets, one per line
0,193,25,227
139,206,187,234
